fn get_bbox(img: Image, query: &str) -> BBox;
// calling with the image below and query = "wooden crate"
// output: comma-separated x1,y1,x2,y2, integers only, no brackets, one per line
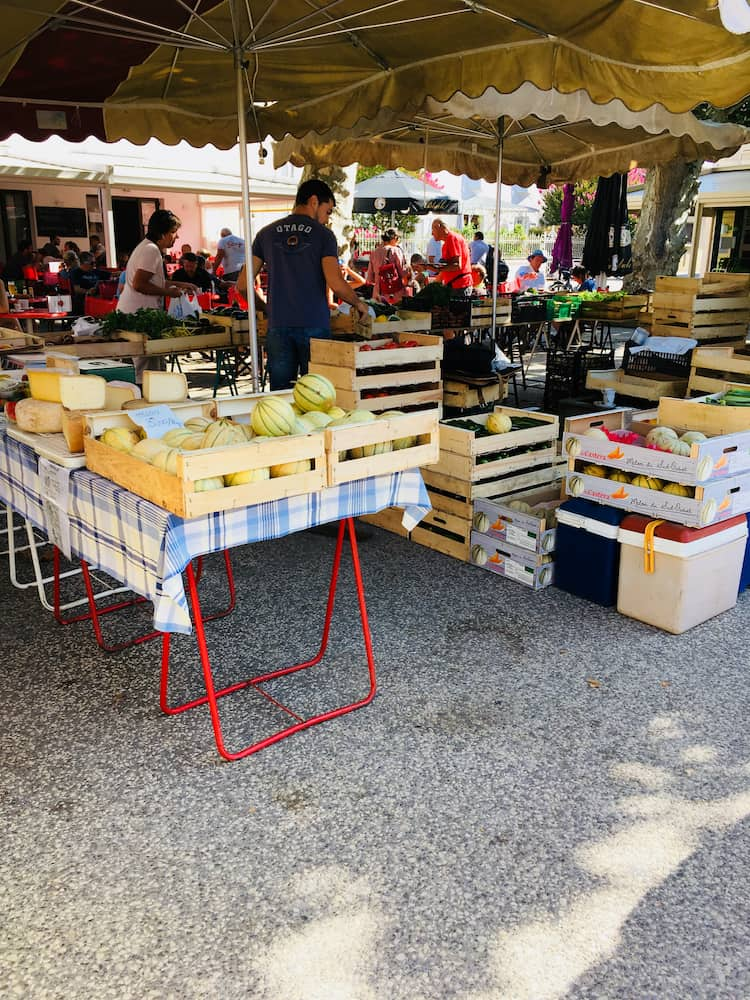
84,392,326,518
200,311,262,345
443,376,506,409
652,273,750,342
563,406,750,485
433,407,558,483
309,332,443,413
358,507,410,537
688,345,750,396
422,462,561,502
585,368,688,402
469,297,512,325
577,294,649,321
411,508,471,562
659,393,750,436
117,328,234,355
356,310,432,338
324,409,439,487
473,485,562,554
565,466,750,529
48,340,142,359
469,531,555,588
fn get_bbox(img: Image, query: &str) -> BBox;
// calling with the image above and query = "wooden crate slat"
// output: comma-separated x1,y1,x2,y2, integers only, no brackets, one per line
335,386,443,413
422,462,559,501
585,368,688,402
431,445,558,483
652,322,748,342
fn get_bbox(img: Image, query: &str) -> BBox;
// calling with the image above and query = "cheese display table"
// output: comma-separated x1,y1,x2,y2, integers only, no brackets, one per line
0,425,429,758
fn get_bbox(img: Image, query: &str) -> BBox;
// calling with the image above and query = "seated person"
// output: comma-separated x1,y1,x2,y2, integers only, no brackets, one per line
69,252,100,313
570,265,596,292
328,257,366,307
514,249,547,291
171,252,214,293
409,253,429,292
471,263,487,294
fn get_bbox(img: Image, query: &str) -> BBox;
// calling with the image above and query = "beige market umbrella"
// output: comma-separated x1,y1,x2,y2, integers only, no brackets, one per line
273,85,749,187
273,87,748,323
1,1,747,386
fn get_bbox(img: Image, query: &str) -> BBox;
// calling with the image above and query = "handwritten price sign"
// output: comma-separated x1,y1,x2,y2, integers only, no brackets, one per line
126,405,184,439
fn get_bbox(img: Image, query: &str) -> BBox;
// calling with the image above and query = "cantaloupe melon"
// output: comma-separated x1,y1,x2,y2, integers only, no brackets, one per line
293,373,336,412
251,397,297,437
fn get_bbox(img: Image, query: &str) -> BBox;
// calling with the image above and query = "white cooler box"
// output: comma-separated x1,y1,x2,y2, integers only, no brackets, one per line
617,513,747,634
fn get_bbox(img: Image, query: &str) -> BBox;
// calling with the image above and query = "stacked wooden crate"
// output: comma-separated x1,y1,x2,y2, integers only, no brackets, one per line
651,273,750,344
687,344,750,396
414,407,560,562
308,332,443,414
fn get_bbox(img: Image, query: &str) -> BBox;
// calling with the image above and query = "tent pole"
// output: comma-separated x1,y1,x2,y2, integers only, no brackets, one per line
235,46,261,393
491,116,504,331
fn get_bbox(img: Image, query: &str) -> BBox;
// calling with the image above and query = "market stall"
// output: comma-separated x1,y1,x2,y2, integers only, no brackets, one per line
0,370,437,760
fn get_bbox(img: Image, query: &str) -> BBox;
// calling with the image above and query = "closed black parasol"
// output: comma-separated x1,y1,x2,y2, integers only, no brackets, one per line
582,173,633,278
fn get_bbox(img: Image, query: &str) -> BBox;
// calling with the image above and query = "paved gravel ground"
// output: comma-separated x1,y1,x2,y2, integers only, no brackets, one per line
4,323,749,999
2,521,750,1000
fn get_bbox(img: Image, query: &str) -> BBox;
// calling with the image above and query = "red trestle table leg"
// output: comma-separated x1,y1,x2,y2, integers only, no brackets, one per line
160,517,377,761
54,548,236,653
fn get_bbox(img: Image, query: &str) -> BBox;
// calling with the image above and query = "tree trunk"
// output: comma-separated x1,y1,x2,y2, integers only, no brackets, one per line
301,162,358,260
625,160,702,291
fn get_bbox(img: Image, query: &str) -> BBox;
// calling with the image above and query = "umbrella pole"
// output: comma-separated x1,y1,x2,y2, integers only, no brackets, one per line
491,117,504,331
235,51,261,393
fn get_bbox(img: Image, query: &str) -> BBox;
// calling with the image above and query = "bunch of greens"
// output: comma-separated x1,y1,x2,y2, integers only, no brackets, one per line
99,309,179,339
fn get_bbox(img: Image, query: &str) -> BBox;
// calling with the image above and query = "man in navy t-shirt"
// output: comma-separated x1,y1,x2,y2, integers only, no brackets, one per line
241,179,370,389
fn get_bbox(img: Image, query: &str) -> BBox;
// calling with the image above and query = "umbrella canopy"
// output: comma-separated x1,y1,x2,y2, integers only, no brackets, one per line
273,85,749,185
550,183,575,274
0,3,749,147
353,170,458,215
582,173,632,277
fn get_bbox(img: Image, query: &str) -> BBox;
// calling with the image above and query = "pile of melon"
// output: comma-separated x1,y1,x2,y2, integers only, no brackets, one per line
95,373,413,491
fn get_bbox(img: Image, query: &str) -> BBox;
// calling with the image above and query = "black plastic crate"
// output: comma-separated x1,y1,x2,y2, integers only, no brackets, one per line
544,348,615,407
511,295,548,323
622,341,693,378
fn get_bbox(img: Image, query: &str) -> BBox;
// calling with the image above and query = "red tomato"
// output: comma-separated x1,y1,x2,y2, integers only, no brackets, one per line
5,400,17,422
359,344,372,351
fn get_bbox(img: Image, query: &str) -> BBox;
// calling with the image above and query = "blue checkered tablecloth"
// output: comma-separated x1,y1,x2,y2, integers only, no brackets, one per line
0,428,430,633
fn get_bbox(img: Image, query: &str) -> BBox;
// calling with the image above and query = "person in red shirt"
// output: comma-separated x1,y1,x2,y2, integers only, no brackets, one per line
430,219,473,297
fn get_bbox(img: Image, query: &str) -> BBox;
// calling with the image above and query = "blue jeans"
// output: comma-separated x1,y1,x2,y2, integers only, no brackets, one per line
266,326,331,390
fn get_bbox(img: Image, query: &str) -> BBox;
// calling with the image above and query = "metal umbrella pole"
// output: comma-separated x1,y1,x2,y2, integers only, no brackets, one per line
490,116,504,332
234,36,261,392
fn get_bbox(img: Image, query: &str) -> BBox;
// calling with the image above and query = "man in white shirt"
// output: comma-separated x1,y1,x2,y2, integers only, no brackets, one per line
425,234,443,276
514,249,547,291
214,228,246,281
470,231,489,266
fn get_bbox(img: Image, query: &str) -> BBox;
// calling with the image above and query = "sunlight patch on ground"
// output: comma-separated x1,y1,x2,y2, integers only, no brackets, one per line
681,744,718,764
252,866,382,1000
464,742,750,1000
609,761,672,790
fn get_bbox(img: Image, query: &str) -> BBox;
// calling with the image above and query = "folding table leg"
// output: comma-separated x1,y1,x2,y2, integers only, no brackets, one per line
59,549,236,653
160,517,377,761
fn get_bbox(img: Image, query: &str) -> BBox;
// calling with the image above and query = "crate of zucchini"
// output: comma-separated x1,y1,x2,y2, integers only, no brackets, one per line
414,407,560,561
100,308,234,355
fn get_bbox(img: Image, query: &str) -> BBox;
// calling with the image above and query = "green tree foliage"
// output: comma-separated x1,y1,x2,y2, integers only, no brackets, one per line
540,180,598,230
352,211,418,239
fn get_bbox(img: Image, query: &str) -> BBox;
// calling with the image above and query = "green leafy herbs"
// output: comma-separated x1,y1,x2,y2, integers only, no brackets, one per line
99,309,180,340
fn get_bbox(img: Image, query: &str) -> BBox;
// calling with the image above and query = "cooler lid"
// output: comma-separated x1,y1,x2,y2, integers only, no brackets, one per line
619,512,747,542
559,498,627,527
